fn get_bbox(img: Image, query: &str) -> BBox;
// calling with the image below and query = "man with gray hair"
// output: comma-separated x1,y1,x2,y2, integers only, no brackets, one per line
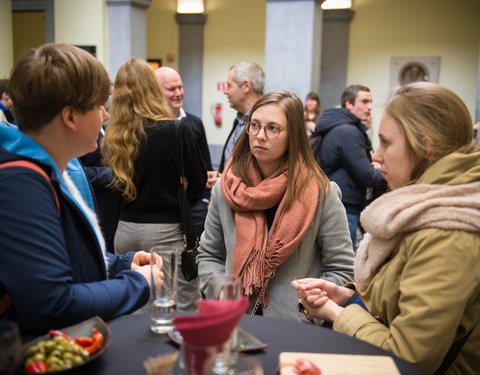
217,61,264,174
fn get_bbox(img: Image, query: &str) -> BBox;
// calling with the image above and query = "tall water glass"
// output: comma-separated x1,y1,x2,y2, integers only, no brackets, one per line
150,246,179,334
0,320,21,375
210,274,241,352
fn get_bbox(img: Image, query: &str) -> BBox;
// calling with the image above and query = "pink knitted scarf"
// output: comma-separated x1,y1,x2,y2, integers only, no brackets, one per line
355,181,480,287
221,159,318,306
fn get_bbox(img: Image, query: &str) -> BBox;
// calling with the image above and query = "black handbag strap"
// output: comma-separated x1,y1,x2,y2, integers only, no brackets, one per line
175,120,197,250
434,319,478,375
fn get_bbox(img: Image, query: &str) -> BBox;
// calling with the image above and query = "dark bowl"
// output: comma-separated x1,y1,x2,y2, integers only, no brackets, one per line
17,316,112,374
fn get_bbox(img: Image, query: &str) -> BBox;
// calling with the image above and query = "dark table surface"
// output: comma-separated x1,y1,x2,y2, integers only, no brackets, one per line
75,313,424,374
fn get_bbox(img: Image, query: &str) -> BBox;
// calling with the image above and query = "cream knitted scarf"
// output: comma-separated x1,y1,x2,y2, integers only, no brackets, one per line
355,181,480,286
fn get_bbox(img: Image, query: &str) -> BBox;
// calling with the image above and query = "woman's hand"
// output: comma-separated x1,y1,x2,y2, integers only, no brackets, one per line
291,278,354,306
305,120,316,133
292,278,355,322
131,250,155,270
131,251,164,289
206,170,221,189
135,263,164,290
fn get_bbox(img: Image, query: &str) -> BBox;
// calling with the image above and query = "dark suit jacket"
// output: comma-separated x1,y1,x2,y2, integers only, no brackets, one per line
80,132,120,253
184,112,213,201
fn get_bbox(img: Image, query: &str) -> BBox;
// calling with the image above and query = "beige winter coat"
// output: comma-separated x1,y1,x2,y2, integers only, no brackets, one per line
334,152,480,375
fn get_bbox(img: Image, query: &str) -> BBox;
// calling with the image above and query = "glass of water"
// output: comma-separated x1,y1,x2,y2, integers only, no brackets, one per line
150,246,179,334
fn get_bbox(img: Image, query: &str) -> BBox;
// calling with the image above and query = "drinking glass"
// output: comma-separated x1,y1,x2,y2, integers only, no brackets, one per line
181,341,230,375
150,246,179,334
0,320,21,375
211,274,241,352
203,353,264,375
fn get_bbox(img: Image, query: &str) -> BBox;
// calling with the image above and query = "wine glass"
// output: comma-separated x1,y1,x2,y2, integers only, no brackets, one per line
0,320,21,375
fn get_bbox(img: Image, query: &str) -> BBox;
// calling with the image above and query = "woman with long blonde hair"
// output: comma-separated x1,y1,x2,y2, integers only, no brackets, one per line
293,82,480,374
197,91,354,321
102,58,207,311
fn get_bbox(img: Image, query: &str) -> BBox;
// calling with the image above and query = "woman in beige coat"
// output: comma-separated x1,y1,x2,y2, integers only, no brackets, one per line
292,82,480,375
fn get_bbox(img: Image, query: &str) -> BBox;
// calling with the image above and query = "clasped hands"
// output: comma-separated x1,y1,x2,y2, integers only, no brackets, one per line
131,251,164,290
291,278,355,323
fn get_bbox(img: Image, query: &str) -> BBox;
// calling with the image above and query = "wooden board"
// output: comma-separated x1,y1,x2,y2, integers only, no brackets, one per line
279,352,401,375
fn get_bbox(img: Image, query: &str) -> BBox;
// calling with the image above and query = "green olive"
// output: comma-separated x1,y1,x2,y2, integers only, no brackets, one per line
25,345,40,357
44,340,56,351
79,348,90,359
48,363,63,371
73,355,84,365
50,349,62,358
62,352,75,361
36,341,46,353
32,352,46,362
52,335,65,344
46,355,60,366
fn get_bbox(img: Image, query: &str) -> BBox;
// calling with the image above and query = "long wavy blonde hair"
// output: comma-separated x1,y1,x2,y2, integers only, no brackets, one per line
102,58,172,201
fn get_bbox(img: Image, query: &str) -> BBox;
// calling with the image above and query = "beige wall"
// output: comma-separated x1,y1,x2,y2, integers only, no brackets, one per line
147,0,179,71
55,0,108,65
201,0,266,144
0,0,14,78
147,0,266,145
348,0,480,148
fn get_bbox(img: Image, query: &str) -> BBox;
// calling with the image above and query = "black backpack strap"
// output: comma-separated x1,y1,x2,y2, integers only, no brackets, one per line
434,320,478,375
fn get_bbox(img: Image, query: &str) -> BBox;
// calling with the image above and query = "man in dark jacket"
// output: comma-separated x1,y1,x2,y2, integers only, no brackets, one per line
314,85,385,249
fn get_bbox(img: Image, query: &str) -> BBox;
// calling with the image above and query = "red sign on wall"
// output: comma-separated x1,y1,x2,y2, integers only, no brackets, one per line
217,82,226,91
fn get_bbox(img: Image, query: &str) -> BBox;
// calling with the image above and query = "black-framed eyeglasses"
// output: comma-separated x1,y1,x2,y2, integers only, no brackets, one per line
245,121,285,139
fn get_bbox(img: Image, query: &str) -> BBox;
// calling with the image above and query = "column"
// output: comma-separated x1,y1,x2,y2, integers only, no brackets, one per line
264,0,323,102
319,9,354,109
107,0,151,78
0,0,14,76
175,13,207,117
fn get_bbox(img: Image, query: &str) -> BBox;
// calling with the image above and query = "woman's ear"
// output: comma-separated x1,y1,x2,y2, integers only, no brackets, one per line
60,106,77,131
423,136,433,156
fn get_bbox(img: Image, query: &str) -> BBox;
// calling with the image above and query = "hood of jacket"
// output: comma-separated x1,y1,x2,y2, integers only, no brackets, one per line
0,122,100,239
315,107,362,136
417,150,480,186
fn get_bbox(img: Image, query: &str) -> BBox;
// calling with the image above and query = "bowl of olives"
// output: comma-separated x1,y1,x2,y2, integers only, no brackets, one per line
17,316,111,373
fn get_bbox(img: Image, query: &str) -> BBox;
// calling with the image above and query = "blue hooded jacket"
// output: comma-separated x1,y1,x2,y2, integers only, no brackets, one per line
314,108,385,214
0,123,149,334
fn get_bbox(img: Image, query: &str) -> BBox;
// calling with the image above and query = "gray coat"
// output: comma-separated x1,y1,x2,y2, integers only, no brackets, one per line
197,179,355,322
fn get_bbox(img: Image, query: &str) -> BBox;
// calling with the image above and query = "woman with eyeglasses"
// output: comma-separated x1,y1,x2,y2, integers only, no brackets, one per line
197,91,354,321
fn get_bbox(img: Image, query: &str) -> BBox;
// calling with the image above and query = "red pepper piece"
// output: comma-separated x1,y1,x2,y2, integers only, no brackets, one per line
74,336,94,347
25,361,48,373
48,329,73,342
84,328,104,354
292,358,322,375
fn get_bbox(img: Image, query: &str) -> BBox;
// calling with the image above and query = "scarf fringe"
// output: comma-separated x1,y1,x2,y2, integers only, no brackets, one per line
240,240,283,307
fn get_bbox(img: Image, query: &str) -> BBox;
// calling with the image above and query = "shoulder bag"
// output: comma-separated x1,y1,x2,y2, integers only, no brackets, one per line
175,120,200,281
